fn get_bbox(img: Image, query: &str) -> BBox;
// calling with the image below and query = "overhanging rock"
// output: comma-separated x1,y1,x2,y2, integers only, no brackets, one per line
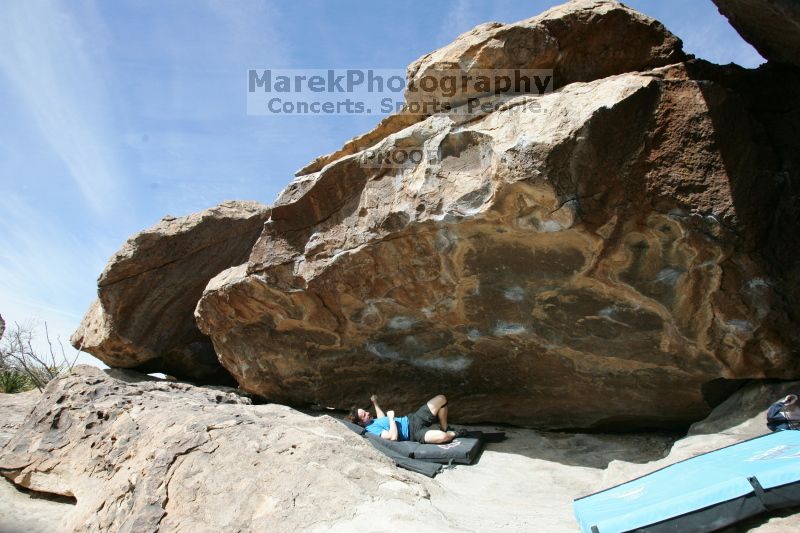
196,63,800,428
72,201,270,384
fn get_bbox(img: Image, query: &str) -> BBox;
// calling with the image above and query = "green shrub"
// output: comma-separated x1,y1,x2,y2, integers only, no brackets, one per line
0,370,34,393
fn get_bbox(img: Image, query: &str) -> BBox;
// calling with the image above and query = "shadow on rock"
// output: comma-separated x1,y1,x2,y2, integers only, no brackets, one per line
474,426,679,469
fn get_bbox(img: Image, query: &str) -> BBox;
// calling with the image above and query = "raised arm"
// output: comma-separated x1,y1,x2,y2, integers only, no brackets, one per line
370,394,385,419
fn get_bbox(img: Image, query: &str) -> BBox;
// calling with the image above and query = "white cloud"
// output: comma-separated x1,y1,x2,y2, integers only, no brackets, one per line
0,0,127,215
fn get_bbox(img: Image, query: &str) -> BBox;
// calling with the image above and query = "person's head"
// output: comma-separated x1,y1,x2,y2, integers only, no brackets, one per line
346,406,372,426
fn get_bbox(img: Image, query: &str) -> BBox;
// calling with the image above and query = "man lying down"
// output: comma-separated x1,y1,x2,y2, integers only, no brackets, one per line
346,394,467,444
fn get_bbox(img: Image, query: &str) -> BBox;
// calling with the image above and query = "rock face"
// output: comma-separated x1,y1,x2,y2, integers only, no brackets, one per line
0,313,4,340
71,201,270,384
0,366,442,532
196,53,800,428
712,0,800,67
297,0,685,176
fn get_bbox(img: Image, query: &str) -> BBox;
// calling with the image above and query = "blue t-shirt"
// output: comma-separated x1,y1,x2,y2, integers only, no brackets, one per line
365,416,410,440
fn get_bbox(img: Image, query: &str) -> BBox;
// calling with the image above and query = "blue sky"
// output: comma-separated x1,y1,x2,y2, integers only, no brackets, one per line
0,0,763,366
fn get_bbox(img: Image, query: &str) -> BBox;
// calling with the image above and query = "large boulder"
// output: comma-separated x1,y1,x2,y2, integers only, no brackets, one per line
71,201,270,384
712,0,800,67
406,0,685,108
196,57,800,428
296,0,685,176
0,366,445,532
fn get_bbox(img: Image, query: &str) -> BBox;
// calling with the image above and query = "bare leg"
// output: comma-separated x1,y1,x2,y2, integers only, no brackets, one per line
437,405,448,431
426,394,449,431
423,429,455,444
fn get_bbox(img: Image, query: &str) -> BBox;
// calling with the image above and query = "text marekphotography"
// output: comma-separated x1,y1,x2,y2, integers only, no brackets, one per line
247,68,553,116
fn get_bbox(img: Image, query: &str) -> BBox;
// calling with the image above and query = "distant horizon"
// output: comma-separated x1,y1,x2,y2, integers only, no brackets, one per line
0,0,764,368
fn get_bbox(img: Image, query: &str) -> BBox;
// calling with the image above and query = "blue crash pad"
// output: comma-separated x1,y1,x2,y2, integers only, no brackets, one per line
573,430,800,532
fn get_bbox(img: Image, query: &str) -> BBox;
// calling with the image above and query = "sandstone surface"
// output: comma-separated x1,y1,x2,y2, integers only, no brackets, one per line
71,201,270,384
0,390,67,533
197,59,800,428
406,0,685,109
713,0,800,67
0,367,442,532
296,0,685,176
0,390,38,449
1,369,799,531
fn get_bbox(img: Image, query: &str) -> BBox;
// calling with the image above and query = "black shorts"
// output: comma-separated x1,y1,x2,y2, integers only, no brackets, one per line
407,403,438,443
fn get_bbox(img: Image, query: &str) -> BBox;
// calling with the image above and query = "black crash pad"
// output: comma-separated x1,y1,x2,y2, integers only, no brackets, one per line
338,419,505,477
